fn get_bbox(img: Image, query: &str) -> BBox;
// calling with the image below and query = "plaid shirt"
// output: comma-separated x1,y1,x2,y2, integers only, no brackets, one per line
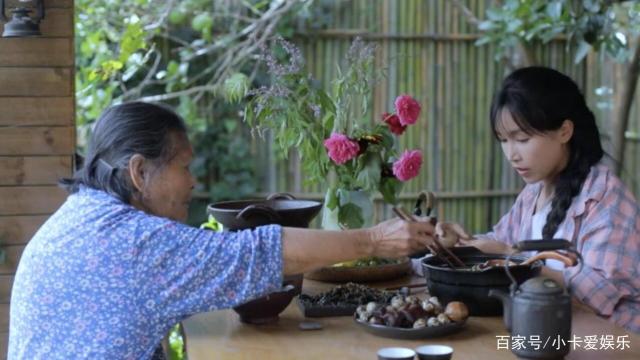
479,164,640,333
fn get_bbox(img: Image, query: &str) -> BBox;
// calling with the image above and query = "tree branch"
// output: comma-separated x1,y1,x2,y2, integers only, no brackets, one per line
144,0,178,31
138,84,219,102
451,0,480,26
185,0,296,61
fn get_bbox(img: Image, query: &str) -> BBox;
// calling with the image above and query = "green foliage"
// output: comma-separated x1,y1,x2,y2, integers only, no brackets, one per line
338,202,364,229
76,0,297,205
475,0,640,63
180,96,257,202
200,215,223,232
243,37,397,187
223,73,250,103
242,37,336,186
167,324,184,360
243,37,419,228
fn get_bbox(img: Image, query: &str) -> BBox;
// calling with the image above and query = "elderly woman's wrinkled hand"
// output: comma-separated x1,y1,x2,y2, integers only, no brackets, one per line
367,217,435,258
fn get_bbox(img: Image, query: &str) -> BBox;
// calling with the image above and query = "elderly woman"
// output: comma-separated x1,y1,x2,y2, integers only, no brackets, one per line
8,102,435,359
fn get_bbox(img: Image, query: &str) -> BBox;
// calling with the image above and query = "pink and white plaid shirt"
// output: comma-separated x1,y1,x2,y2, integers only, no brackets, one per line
479,163,640,333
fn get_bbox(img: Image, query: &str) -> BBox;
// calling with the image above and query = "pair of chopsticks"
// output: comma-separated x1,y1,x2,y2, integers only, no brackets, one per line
392,206,466,269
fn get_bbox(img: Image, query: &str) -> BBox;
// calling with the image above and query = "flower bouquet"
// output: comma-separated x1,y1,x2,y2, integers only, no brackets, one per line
243,37,423,229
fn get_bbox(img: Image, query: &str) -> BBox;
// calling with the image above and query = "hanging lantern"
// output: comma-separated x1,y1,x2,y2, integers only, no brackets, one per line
0,0,45,37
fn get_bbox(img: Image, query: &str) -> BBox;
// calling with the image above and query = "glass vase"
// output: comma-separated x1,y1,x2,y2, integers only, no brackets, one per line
321,189,374,230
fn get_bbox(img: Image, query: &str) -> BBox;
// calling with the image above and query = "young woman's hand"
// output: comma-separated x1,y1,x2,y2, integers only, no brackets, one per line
434,222,473,248
368,217,435,258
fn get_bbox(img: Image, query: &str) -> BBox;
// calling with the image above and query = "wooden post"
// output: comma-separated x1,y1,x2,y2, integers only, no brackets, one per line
0,1,75,357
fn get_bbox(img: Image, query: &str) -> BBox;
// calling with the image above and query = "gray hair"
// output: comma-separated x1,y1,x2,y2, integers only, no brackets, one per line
60,102,187,203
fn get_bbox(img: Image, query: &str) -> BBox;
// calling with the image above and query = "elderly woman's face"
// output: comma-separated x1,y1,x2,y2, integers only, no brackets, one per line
132,131,196,222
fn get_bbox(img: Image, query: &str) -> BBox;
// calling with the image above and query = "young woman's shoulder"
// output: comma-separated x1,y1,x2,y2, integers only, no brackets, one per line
579,163,640,222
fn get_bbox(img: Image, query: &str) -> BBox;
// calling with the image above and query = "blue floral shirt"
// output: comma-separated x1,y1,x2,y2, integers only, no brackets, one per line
9,186,283,359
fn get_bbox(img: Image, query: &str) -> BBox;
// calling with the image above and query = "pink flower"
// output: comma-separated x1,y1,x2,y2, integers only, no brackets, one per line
394,95,421,125
382,112,407,135
323,133,360,165
393,150,423,181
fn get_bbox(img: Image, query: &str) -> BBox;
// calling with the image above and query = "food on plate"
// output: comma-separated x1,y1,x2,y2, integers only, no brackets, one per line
355,294,469,329
298,282,395,308
331,256,402,268
444,301,469,322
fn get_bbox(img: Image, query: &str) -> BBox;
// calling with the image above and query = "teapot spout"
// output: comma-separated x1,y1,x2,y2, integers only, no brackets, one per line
489,289,512,332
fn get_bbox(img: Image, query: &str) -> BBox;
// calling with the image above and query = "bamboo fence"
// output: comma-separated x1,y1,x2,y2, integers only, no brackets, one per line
251,0,639,233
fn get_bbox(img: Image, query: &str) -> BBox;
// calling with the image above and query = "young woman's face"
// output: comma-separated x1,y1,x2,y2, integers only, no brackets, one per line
495,110,572,185
138,132,196,222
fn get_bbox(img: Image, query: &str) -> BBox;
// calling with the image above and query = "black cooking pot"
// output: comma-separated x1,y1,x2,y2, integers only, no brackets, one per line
207,193,322,231
421,246,542,316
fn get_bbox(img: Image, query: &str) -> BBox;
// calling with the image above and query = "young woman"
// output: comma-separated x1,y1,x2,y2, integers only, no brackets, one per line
440,66,640,333
8,102,436,359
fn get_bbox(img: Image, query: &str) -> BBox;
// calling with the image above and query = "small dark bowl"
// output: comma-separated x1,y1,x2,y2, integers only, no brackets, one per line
415,345,453,360
233,275,302,324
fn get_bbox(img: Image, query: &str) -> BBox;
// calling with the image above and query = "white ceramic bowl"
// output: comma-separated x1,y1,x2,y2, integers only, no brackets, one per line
415,345,453,360
377,347,416,360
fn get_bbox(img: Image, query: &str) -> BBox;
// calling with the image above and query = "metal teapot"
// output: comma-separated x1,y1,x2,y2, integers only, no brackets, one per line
489,239,583,360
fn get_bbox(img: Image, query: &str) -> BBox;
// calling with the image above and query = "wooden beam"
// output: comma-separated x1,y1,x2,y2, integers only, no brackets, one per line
0,127,74,155
0,156,72,185
0,68,72,96
0,215,49,245
0,97,74,126
0,38,73,67
0,331,6,359
0,186,67,216
0,245,25,275
0,8,73,37
0,276,13,303
0,305,8,333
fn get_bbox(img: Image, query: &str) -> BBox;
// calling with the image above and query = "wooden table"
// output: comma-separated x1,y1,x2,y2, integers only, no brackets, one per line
183,276,639,359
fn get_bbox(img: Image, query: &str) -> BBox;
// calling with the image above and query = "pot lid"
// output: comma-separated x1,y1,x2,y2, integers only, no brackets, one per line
520,277,563,296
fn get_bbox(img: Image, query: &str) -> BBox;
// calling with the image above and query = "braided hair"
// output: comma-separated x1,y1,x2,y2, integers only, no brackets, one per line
60,102,187,203
490,67,604,240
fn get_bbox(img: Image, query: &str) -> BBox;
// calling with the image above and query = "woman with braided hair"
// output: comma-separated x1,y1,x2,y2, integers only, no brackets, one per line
440,66,640,333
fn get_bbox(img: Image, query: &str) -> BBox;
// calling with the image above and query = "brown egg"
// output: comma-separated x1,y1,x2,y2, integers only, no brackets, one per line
444,301,469,322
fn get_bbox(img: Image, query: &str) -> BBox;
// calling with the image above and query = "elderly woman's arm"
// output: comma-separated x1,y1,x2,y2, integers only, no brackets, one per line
282,217,435,275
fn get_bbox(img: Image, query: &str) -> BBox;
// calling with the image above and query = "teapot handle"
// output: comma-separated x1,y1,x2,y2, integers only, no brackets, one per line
521,251,577,267
514,239,572,252
236,204,281,223
266,192,296,201
414,191,435,217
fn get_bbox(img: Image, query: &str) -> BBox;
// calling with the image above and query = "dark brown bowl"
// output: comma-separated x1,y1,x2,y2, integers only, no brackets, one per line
233,274,303,324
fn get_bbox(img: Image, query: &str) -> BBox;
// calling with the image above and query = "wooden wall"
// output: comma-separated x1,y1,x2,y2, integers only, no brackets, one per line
0,0,75,357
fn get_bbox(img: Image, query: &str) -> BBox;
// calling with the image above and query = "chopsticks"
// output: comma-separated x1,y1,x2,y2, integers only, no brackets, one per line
392,206,466,269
